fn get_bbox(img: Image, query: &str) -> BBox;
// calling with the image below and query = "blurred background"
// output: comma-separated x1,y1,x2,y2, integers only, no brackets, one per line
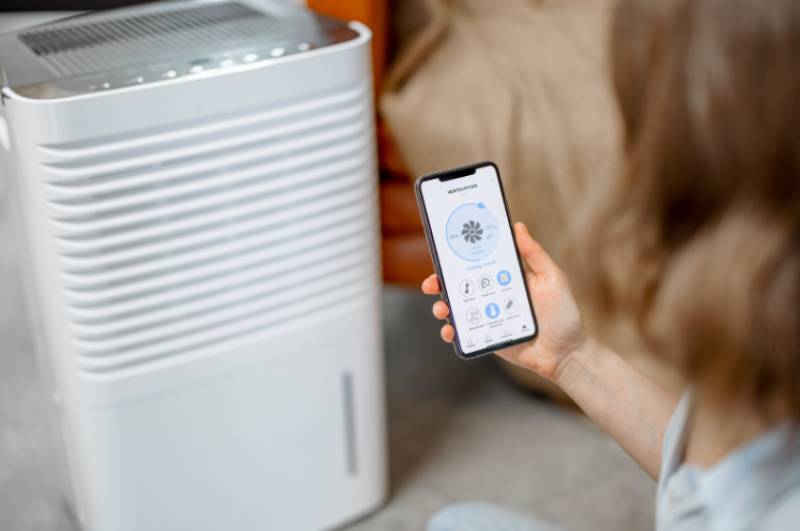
0,1,662,530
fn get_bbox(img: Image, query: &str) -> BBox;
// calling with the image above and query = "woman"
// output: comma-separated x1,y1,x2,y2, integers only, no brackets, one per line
421,0,800,529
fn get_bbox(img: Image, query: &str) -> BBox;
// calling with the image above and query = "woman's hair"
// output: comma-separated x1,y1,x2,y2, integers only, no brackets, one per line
569,0,800,419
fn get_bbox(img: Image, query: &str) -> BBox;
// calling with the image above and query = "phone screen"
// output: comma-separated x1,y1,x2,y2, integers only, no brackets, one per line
417,163,537,357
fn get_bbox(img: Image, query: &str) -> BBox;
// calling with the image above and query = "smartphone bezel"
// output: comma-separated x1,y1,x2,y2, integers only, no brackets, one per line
414,161,539,359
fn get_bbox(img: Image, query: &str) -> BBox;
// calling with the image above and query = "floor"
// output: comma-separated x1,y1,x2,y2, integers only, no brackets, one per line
0,218,655,531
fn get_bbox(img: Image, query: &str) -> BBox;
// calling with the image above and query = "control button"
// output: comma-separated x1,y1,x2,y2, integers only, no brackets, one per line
243,53,259,63
502,329,512,337
465,307,482,325
485,334,493,344
503,297,519,315
466,340,476,348
270,47,286,58
485,302,500,320
163,70,178,79
298,42,312,51
478,274,494,293
497,270,512,286
521,323,530,332
459,279,475,298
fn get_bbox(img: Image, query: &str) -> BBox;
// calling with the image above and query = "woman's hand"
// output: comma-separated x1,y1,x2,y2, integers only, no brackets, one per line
421,222,587,382
424,222,676,478
425,222,676,478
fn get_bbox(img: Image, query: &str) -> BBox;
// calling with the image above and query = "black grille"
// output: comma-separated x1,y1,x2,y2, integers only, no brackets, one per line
19,2,264,56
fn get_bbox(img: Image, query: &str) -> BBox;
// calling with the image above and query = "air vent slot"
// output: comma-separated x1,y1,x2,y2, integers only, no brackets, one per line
14,0,318,78
19,2,264,57
0,0,361,99
38,82,378,378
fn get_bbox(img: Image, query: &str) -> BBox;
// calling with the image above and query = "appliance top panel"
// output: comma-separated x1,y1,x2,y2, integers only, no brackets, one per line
0,0,362,101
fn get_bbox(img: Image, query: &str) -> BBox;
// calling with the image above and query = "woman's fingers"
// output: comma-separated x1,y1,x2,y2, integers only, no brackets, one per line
440,324,455,343
423,275,453,343
514,222,558,277
421,274,441,295
432,300,450,320
421,228,553,349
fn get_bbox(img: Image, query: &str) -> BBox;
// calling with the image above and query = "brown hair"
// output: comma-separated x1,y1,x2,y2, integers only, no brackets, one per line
569,0,800,420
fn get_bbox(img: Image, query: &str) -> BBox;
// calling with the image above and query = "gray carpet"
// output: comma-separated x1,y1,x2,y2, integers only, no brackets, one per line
0,212,655,531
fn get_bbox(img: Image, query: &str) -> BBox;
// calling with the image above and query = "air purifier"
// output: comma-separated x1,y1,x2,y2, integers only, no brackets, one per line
0,1,387,529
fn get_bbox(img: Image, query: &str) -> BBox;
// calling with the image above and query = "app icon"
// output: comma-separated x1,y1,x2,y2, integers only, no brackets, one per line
503,297,519,315
478,275,494,293
465,307,482,325
459,279,475,297
445,203,500,261
497,270,512,286
485,302,501,320
461,220,484,243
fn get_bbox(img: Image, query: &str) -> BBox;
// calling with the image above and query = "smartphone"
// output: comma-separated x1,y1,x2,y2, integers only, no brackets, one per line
415,161,538,358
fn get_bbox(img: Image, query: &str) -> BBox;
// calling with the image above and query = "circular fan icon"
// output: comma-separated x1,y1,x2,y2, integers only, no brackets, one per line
445,203,499,261
461,220,484,243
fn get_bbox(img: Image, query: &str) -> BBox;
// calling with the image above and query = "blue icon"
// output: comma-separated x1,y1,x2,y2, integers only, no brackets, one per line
485,303,501,320
497,270,512,286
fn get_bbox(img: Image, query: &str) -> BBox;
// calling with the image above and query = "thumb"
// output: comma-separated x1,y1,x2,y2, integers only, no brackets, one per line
514,222,558,277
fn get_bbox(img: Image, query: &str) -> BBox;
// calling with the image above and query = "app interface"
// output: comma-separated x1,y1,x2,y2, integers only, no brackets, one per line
420,165,536,355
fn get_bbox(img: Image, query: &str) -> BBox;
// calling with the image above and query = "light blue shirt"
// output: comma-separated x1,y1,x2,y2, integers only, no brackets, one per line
657,394,800,531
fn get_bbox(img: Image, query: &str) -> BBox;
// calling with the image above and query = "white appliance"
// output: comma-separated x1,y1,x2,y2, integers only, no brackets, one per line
0,1,387,530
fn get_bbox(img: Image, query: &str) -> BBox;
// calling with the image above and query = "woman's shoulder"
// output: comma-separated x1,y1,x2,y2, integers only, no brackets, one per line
748,429,800,530
658,393,800,531
762,487,800,530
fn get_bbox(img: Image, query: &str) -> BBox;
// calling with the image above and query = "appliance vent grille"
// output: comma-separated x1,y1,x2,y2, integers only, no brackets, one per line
19,2,263,57
39,83,377,378
16,1,306,77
